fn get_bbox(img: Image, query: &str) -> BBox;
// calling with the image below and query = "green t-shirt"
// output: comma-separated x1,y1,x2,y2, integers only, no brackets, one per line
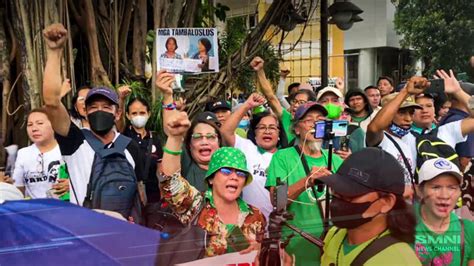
266,147,343,266
181,148,208,192
348,127,366,153
281,109,296,144
415,205,474,265
322,227,421,265
351,115,368,124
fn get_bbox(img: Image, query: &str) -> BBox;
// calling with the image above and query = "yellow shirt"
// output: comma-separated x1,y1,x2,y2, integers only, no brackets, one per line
321,227,421,265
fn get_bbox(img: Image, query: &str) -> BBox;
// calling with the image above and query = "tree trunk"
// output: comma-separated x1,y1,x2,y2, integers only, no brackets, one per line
119,0,133,66
132,0,147,77
15,0,41,110
0,6,11,140
83,0,111,87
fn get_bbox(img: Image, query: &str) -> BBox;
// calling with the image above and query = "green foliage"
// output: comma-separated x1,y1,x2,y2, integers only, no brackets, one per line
219,17,280,93
394,0,474,76
194,2,230,27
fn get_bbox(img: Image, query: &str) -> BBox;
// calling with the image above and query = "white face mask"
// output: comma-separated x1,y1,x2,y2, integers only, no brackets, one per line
130,115,149,128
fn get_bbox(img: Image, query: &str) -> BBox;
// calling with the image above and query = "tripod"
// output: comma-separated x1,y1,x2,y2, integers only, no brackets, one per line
258,209,324,266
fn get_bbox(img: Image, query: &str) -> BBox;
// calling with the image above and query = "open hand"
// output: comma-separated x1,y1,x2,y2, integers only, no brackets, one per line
43,23,67,50
434,69,462,95
250,57,264,72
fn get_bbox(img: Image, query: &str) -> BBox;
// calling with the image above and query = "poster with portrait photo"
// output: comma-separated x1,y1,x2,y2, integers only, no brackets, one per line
156,28,219,74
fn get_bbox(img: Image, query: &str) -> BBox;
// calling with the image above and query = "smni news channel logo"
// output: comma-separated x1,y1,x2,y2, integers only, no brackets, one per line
416,234,462,252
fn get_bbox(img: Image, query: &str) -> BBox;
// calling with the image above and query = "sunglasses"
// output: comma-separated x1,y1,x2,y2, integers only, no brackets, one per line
219,167,247,178
191,133,218,141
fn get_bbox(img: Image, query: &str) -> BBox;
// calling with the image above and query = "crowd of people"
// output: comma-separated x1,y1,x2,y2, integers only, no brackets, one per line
1,23,474,266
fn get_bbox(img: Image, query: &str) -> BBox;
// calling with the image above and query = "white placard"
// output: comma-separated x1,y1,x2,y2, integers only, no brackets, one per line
176,251,258,266
156,28,219,74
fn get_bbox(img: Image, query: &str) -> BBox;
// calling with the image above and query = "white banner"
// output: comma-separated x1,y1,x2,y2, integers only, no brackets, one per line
156,28,219,74
176,251,258,266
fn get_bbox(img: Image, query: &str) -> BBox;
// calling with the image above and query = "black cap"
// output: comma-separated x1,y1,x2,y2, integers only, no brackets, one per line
209,100,231,112
319,148,405,197
194,111,221,127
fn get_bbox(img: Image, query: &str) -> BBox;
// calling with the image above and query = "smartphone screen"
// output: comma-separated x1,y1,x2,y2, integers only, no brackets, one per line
426,79,445,97
332,120,348,137
314,121,326,139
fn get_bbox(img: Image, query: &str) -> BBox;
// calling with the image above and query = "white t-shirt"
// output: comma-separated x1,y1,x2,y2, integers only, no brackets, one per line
13,144,63,199
379,120,466,184
235,135,274,219
55,124,142,206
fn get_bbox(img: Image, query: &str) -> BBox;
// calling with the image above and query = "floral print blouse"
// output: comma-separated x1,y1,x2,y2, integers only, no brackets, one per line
159,170,266,257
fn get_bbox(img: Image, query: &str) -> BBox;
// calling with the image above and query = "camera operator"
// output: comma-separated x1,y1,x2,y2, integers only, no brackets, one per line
319,148,420,265
316,87,365,159
266,102,343,266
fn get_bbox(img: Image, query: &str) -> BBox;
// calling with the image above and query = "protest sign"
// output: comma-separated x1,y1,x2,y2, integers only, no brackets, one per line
156,28,219,74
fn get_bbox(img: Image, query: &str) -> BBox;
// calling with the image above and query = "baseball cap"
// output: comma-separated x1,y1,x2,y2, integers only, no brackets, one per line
316,86,343,101
85,86,119,106
418,158,463,184
294,102,328,121
319,148,405,197
381,93,422,109
205,147,252,186
209,100,231,112
194,111,221,127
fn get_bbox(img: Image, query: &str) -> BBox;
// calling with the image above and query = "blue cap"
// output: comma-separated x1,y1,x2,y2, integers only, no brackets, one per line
294,102,328,121
85,86,119,106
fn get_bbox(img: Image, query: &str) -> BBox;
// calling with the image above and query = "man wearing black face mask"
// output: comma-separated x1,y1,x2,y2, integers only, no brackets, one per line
318,148,421,265
42,24,144,213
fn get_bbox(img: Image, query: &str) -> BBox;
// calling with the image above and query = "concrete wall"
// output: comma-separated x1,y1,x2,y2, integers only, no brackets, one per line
344,0,401,50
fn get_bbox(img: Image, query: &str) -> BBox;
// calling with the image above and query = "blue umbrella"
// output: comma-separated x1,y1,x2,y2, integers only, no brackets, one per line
0,199,161,265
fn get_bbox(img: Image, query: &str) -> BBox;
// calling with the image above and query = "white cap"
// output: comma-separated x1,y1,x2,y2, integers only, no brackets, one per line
0,182,24,201
418,158,463,184
316,86,343,101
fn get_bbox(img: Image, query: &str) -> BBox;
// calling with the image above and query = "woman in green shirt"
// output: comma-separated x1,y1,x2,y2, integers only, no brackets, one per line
414,158,474,266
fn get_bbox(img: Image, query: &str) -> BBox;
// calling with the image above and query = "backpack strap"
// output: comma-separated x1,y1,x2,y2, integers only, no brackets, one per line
384,132,417,185
82,129,131,157
460,219,465,266
350,234,401,266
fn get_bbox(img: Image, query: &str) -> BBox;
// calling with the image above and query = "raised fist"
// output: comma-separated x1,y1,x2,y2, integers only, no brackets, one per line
245,93,266,109
43,23,67,50
250,57,264,72
405,76,429,96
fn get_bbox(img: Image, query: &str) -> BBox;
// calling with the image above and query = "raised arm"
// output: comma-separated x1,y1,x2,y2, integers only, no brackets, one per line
276,68,291,109
435,69,471,114
116,85,131,132
42,23,70,136
155,71,177,127
220,93,266,147
366,77,429,147
250,57,283,118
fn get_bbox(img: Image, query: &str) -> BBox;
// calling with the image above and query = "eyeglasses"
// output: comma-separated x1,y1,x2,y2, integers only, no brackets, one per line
291,99,308,105
36,153,44,173
300,119,317,127
255,125,279,133
219,167,247,178
191,133,218,141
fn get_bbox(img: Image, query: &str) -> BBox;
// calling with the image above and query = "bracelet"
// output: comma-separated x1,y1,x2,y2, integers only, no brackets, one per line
162,102,177,110
163,147,182,155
